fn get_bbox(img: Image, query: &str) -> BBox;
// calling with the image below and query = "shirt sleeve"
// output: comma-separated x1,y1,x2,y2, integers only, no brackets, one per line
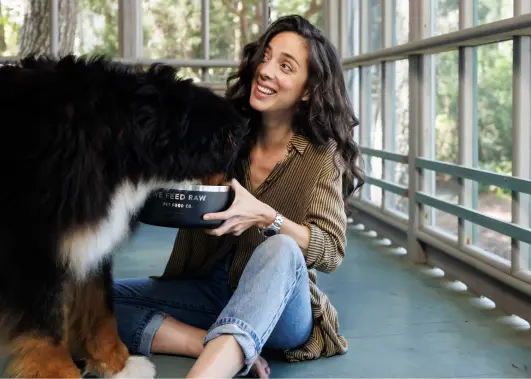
302,148,348,273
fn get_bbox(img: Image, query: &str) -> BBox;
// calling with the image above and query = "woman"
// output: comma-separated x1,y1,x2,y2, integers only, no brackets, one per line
113,15,363,378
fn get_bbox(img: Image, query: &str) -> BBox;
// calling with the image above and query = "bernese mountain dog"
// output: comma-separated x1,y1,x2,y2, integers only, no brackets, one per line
0,54,248,378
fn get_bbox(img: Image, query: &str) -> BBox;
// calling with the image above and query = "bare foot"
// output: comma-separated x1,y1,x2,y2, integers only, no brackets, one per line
250,356,270,378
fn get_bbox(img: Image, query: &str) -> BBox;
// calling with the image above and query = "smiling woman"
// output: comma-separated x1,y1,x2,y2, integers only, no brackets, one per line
112,14,364,379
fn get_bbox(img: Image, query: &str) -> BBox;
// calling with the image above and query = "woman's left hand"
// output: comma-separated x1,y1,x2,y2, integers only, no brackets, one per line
203,179,276,236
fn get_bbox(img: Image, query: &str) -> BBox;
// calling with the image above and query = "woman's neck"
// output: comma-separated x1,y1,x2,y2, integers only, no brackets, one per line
257,113,294,150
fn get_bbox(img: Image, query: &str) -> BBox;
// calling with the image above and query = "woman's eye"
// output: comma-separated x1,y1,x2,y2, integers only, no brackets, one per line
281,63,292,71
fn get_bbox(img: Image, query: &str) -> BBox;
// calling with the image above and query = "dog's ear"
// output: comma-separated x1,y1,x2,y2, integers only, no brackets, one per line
19,54,57,70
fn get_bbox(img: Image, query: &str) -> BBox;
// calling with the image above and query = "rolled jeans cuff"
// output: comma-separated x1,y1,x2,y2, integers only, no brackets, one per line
203,317,262,377
137,312,167,356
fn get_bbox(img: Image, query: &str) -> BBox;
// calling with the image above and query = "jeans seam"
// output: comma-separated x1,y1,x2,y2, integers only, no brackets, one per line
259,263,304,346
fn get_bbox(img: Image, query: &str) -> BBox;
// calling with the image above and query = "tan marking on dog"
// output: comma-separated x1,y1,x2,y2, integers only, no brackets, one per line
6,333,80,378
67,278,129,376
81,314,129,375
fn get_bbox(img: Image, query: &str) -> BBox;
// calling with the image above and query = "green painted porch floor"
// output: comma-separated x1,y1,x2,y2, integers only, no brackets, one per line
3,223,531,377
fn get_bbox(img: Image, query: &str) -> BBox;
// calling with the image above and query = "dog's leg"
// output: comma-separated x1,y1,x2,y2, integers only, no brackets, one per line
5,305,80,378
2,248,81,378
6,333,80,378
70,258,156,378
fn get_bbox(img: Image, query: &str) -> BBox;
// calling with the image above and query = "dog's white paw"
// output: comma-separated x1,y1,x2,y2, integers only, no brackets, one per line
106,355,156,378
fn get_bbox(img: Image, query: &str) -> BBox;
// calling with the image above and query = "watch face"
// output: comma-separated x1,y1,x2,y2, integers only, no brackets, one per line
263,229,277,237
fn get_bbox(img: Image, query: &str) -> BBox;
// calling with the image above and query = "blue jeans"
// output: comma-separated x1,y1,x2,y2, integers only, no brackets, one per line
112,234,313,376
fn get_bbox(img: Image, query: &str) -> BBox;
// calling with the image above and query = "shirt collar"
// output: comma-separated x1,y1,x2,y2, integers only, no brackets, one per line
289,133,309,155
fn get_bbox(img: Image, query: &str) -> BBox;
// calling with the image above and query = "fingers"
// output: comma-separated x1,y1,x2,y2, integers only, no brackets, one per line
205,217,238,236
203,181,243,221
203,201,239,221
204,218,248,237
203,209,231,221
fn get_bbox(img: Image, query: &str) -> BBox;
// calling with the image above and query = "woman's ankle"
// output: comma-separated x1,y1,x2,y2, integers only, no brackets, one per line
186,327,207,357
186,335,245,378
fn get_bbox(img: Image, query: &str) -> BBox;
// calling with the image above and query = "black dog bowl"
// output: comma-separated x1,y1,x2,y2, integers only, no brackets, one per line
138,185,234,229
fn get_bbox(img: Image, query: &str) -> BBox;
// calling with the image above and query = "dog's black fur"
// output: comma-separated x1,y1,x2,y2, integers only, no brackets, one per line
0,54,248,377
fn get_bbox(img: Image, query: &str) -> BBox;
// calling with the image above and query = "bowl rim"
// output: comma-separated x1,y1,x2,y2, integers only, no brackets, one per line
156,184,231,193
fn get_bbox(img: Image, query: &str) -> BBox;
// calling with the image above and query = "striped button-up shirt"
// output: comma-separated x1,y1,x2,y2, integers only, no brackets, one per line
158,133,348,362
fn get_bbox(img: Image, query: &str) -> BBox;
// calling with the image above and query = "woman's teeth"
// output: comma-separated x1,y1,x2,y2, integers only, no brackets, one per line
258,84,275,95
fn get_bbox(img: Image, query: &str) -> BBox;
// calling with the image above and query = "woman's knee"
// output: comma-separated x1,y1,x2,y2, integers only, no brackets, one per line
251,234,306,274
262,234,299,250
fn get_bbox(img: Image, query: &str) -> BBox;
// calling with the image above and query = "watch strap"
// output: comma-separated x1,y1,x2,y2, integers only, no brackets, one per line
259,212,283,237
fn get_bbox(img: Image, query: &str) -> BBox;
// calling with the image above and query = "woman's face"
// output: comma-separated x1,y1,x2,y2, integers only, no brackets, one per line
249,31,309,117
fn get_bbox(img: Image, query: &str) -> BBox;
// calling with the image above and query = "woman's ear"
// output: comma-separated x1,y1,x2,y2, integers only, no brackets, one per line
301,88,310,102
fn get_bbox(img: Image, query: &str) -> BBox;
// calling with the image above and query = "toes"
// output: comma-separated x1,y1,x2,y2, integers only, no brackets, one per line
251,357,270,379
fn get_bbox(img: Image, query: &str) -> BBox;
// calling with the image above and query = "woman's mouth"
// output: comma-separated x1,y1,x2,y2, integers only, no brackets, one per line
257,84,276,95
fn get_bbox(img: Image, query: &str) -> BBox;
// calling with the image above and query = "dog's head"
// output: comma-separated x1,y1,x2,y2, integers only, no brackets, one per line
176,81,249,185
134,64,249,186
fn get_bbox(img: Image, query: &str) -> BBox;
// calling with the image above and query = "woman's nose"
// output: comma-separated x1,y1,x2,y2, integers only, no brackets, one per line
258,61,275,80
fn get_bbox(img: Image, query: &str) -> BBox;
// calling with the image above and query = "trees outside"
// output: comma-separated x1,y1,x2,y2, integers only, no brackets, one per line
0,0,321,80
18,0,78,56
0,0,321,81
140,0,322,80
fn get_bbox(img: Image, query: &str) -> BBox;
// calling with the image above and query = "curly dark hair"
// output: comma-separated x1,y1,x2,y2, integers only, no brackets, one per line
226,14,364,200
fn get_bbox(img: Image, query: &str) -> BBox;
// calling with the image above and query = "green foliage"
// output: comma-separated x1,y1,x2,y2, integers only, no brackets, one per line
435,44,513,195
0,0,23,55
432,0,514,198
78,0,118,56
434,50,459,164
0,0,321,76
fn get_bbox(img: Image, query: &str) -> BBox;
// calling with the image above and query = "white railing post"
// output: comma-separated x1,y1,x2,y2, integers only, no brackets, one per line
118,0,142,59
407,0,430,263
512,0,531,272
339,0,349,58
201,0,210,81
261,0,270,32
381,0,394,212
458,0,476,249
323,0,341,51
359,0,371,201
50,0,59,57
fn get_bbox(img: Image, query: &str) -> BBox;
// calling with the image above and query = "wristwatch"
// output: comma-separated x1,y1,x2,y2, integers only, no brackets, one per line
259,212,284,237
